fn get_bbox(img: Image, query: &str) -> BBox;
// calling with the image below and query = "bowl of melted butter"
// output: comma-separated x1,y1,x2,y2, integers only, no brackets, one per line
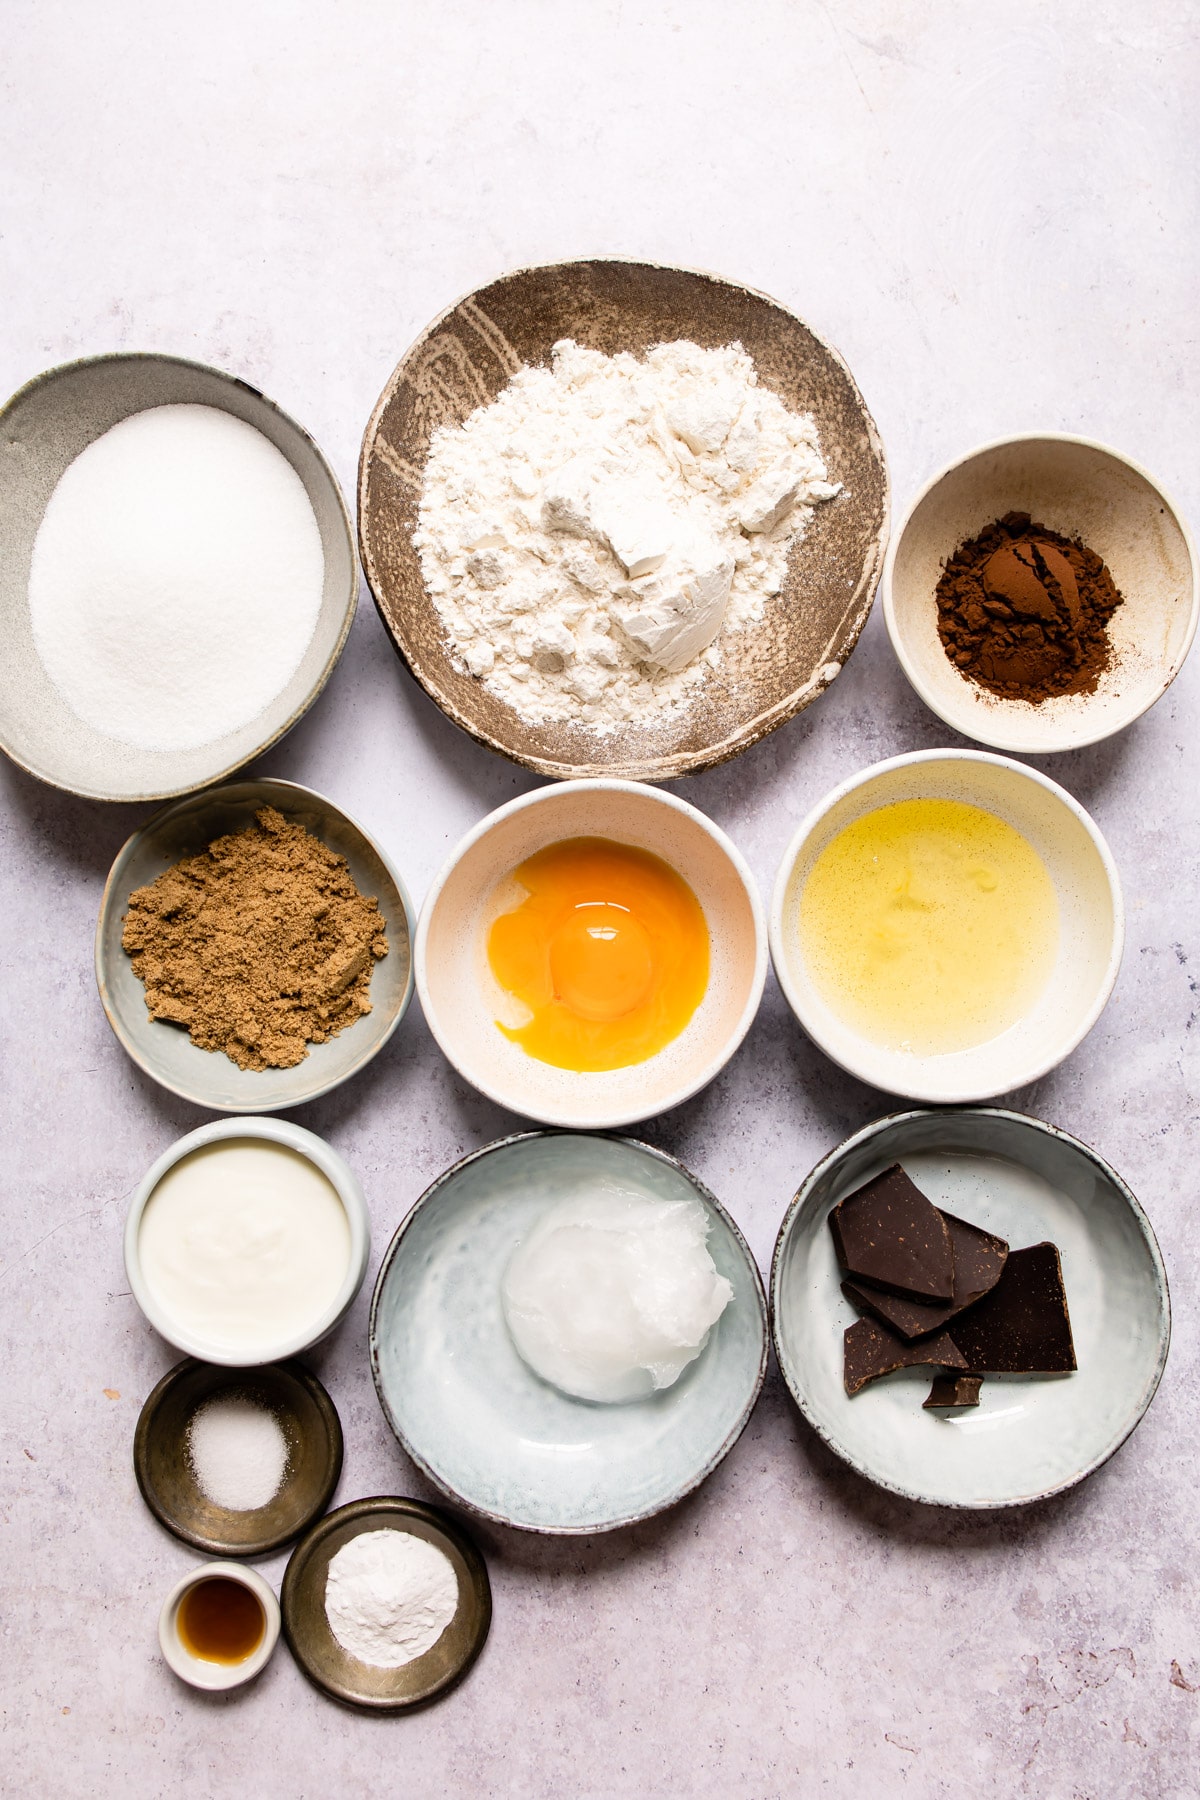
770,750,1123,1103
416,780,766,1129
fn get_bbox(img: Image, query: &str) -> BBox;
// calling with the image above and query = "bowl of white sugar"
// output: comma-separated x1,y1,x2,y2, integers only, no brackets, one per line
0,353,357,800
125,1117,371,1366
360,259,888,781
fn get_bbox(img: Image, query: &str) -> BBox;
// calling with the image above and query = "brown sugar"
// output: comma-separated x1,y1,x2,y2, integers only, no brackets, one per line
935,512,1124,703
122,806,389,1071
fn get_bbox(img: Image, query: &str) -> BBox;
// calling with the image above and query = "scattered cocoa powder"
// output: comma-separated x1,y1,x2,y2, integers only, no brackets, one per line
122,806,388,1071
936,512,1124,703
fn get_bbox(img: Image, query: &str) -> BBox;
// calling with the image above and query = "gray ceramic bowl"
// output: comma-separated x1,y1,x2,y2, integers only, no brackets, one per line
359,259,889,781
281,1497,492,1712
0,353,357,801
133,1357,343,1557
370,1132,768,1534
771,1109,1170,1508
96,777,414,1112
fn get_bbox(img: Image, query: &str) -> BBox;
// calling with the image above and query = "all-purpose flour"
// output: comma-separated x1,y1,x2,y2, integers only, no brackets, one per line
29,403,324,751
415,339,839,733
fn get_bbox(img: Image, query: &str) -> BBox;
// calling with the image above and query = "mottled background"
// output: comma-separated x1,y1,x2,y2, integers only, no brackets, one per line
1,4,1197,1796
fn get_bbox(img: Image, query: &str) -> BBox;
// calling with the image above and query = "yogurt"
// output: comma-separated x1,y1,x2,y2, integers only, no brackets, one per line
137,1139,351,1357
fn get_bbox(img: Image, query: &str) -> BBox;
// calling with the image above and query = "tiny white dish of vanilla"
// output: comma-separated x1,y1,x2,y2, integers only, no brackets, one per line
125,1117,369,1366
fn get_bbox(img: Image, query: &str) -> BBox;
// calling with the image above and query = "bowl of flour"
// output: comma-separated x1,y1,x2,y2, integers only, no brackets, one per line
0,353,357,800
360,259,889,780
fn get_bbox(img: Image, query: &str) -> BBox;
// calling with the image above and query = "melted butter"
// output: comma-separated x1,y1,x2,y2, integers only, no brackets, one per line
799,797,1058,1055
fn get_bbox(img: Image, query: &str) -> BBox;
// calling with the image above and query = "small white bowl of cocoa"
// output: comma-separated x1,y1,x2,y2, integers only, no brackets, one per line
883,433,1198,754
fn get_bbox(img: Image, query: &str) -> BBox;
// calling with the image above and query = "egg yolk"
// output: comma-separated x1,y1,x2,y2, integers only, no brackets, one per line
487,837,710,1072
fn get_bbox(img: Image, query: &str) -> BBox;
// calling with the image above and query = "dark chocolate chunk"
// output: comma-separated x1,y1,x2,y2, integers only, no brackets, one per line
923,1373,984,1410
843,1316,968,1396
829,1165,955,1303
948,1243,1076,1373
841,1211,1009,1340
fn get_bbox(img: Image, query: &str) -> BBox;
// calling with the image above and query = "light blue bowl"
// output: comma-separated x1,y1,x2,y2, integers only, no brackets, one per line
771,1108,1170,1508
370,1133,768,1534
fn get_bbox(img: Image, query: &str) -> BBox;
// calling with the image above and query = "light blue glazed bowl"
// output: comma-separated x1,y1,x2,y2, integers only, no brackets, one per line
370,1132,768,1534
771,1108,1170,1508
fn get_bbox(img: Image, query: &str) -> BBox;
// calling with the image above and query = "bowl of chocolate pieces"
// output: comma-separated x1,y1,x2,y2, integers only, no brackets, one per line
771,1107,1170,1507
883,433,1198,754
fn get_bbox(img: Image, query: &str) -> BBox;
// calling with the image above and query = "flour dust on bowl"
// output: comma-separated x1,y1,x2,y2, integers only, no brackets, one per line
770,750,1123,1104
416,779,766,1129
369,1133,768,1534
883,433,1198,754
0,353,357,801
771,1109,1170,1508
96,777,415,1113
281,1497,492,1712
124,1117,370,1367
359,258,889,780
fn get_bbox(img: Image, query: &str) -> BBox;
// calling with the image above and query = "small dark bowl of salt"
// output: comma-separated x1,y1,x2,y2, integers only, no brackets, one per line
134,1357,343,1558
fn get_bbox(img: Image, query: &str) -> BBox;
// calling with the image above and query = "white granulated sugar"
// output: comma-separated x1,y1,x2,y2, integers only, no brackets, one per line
29,403,325,751
415,339,840,734
186,1393,289,1513
324,1529,460,1669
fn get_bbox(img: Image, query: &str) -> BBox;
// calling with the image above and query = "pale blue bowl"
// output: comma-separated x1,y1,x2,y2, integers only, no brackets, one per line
370,1133,768,1534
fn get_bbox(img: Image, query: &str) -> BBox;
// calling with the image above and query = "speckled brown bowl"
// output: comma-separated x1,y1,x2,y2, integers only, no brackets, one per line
359,260,889,780
133,1358,344,1557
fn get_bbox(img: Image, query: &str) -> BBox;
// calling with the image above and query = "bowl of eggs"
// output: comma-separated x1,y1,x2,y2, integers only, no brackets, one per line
414,779,767,1129
769,750,1123,1104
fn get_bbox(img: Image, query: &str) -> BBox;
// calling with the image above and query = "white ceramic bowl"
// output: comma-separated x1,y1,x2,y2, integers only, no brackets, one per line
771,1108,1170,1508
770,750,1123,1103
883,433,1198,753
416,780,767,1129
158,1561,281,1690
370,1132,768,1534
124,1118,370,1367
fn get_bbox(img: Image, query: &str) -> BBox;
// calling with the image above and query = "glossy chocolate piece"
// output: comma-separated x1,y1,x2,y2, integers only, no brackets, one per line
841,1210,1009,1340
843,1316,968,1397
829,1165,955,1303
948,1243,1076,1373
923,1373,984,1410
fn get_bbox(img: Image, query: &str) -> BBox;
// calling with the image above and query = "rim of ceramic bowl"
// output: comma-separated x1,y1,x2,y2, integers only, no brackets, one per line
0,351,359,803
768,748,1124,1104
881,430,1200,754
368,1130,770,1535
414,778,769,1129
158,1559,281,1690
94,776,416,1112
357,255,890,783
124,1117,371,1367
769,1106,1172,1509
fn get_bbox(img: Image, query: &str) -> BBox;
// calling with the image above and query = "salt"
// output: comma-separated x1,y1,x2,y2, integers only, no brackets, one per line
28,403,325,751
187,1394,290,1512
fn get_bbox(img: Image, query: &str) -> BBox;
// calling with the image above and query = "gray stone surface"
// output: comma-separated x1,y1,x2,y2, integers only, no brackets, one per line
1,4,1197,1795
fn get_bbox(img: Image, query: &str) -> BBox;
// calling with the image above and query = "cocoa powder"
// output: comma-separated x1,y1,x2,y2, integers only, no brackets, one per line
122,806,388,1071
935,512,1123,703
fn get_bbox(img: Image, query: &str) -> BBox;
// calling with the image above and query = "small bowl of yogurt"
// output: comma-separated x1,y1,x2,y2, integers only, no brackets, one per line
125,1117,370,1366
